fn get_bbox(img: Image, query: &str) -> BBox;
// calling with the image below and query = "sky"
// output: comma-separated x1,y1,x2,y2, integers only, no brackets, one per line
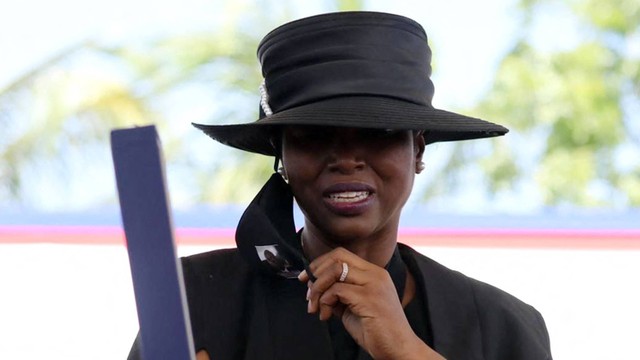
0,0,520,108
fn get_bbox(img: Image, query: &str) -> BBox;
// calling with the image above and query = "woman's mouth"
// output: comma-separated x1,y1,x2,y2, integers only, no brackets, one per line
323,184,374,215
327,191,370,203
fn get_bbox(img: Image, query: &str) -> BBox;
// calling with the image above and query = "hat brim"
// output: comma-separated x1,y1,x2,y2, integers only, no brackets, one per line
193,96,508,156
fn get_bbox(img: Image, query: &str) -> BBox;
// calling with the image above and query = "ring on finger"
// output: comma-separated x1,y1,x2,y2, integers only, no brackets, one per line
339,262,349,282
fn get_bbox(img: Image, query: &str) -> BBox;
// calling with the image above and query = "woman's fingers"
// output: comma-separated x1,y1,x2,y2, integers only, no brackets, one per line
303,247,390,316
304,250,357,314
299,247,364,283
317,282,350,321
297,269,309,282
308,247,370,275
307,263,352,314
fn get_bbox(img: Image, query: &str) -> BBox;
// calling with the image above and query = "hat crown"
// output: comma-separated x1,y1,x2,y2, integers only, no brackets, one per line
256,12,435,117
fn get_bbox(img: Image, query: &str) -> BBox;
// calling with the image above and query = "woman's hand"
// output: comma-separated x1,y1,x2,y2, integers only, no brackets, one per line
298,247,444,360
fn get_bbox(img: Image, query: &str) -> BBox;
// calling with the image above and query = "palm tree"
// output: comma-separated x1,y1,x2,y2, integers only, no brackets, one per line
0,0,364,209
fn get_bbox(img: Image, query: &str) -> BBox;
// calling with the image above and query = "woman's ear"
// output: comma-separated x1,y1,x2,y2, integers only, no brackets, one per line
414,131,426,174
277,165,288,181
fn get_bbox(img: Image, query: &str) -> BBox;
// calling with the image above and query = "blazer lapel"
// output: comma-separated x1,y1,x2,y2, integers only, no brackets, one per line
400,244,485,360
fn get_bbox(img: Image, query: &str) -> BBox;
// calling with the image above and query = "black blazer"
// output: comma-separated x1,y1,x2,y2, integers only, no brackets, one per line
129,244,552,359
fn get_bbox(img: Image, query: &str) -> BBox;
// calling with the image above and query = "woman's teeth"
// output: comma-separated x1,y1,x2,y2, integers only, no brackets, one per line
328,191,369,203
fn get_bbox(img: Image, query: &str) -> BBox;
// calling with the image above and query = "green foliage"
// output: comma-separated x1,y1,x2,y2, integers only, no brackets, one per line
469,0,640,207
337,0,364,11
536,148,598,205
571,0,640,35
479,141,519,193
0,45,155,201
550,43,624,149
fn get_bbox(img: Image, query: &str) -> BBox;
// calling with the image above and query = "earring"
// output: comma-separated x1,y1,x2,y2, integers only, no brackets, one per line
416,161,426,174
277,166,288,180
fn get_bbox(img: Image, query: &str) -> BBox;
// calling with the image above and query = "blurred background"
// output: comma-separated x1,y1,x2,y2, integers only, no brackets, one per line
0,0,639,358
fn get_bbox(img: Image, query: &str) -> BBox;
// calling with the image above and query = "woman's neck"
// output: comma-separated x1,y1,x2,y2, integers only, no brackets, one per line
300,225,398,268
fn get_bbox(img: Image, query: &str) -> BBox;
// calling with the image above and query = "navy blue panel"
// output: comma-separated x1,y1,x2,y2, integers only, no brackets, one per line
111,125,195,360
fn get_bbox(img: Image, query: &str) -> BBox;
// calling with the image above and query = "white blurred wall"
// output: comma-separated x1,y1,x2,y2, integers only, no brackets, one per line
1,243,638,359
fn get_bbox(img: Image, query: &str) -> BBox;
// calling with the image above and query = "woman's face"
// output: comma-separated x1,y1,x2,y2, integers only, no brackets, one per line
281,125,425,245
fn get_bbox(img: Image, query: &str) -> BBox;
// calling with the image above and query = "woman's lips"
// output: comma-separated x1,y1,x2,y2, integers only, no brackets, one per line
323,183,374,215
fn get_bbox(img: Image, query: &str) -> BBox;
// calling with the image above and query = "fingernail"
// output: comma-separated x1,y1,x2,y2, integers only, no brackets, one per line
298,270,306,280
307,300,312,313
306,287,310,301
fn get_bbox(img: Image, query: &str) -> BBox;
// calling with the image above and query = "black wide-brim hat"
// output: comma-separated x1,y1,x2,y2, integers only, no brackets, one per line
193,11,508,156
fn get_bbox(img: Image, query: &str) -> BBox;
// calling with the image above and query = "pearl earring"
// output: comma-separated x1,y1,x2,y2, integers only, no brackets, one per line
416,161,426,174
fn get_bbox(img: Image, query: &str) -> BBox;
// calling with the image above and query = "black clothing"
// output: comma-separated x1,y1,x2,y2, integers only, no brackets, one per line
128,243,551,360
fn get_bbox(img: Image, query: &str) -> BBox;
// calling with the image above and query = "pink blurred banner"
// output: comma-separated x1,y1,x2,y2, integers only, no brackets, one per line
2,225,640,249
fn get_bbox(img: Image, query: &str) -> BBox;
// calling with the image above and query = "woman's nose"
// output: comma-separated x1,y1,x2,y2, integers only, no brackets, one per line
326,131,366,173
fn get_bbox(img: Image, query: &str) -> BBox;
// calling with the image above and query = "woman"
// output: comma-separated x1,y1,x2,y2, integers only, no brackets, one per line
129,11,552,360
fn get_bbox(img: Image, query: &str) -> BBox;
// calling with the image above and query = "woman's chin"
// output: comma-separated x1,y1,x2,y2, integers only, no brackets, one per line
320,223,387,246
